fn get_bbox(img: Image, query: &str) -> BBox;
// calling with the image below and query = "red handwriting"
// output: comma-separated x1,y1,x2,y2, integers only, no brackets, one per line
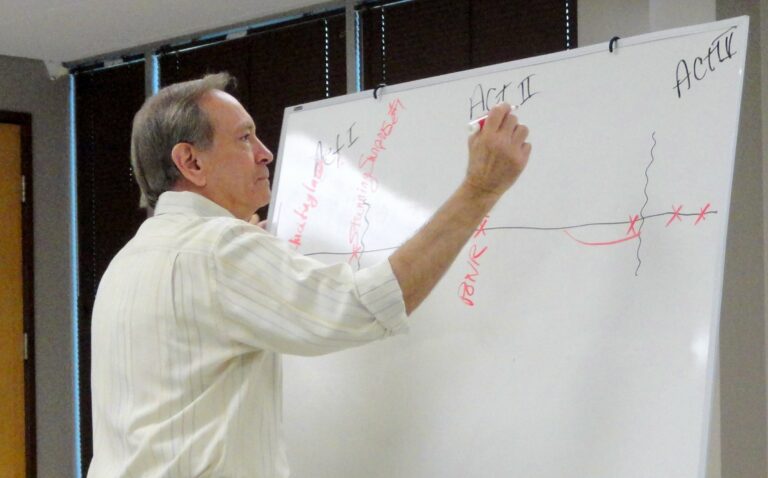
288,123,359,249
564,229,640,246
666,205,684,226
357,99,405,171
694,203,711,225
458,216,490,307
474,215,489,238
348,98,405,266
565,202,715,247
626,214,640,235
288,155,325,249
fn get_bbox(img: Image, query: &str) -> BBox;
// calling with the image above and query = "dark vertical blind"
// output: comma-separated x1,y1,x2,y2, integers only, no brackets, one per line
360,0,577,88
74,60,147,470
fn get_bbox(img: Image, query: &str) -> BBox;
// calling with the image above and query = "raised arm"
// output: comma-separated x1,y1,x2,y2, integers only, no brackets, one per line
389,103,531,314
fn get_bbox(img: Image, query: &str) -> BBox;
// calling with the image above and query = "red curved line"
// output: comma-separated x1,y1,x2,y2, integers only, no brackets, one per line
564,229,640,246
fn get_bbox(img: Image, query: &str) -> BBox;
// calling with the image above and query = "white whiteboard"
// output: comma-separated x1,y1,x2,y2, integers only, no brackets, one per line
268,17,748,478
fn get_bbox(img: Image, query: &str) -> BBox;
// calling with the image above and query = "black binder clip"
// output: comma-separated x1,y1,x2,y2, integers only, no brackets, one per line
373,83,386,99
609,36,620,53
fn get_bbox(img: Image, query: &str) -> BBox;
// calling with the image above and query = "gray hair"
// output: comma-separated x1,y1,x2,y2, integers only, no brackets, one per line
130,72,236,208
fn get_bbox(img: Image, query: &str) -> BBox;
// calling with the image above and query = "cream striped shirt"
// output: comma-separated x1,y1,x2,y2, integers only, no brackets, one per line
88,191,408,477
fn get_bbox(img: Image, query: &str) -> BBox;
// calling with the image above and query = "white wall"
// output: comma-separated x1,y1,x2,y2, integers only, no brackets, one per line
763,1,768,473
580,1,767,477
649,0,717,31
715,1,767,476
0,55,74,477
578,0,648,46
579,0,717,47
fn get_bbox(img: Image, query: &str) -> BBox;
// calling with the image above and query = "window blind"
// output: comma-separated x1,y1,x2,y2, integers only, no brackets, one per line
360,0,577,89
74,59,147,470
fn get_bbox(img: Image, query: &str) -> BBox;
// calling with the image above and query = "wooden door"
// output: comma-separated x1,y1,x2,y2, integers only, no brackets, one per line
0,122,26,477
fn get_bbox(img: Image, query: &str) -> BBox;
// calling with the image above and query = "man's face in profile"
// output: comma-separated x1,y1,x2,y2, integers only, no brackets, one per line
195,89,273,219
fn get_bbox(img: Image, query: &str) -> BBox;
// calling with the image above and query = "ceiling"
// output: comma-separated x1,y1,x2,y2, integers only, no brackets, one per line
0,0,331,67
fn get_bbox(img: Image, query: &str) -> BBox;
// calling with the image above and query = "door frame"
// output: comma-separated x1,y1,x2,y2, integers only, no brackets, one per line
0,111,36,478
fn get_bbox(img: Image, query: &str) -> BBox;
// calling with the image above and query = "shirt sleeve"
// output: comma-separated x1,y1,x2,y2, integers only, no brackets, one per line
211,221,408,356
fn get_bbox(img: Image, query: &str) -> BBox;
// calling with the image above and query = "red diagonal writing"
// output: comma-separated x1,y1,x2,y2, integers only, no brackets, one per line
694,203,711,225
459,216,491,307
473,215,490,238
666,205,684,227
626,214,640,236
564,229,640,246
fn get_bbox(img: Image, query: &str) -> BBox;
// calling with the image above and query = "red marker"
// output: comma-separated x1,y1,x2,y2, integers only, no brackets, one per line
468,104,519,134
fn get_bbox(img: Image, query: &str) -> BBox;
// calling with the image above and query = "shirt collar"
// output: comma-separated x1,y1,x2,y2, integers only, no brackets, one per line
153,191,236,219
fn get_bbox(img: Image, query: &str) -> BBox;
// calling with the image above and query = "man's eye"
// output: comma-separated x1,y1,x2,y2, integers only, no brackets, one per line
241,133,251,141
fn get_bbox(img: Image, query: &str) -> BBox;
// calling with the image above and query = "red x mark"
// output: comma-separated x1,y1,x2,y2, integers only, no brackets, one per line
666,205,684,227
626,214,640,236
473,215,490,238
348,245,362,262
694,203,711,225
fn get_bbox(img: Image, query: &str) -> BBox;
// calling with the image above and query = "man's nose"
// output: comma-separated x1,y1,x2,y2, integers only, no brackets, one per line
254,138,274,164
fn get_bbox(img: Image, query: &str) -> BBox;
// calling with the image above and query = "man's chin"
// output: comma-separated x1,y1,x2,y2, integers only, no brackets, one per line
254,194,271,211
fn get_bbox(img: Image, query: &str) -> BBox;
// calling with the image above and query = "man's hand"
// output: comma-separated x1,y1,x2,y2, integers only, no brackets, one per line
389,103,532,315
465,103,531,198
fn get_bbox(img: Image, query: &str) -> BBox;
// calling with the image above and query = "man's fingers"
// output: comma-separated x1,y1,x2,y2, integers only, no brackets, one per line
483,103,513,132
512,124,529,144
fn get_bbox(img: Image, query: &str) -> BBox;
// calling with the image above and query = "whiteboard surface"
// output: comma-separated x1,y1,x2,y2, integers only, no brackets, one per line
269,17,748,478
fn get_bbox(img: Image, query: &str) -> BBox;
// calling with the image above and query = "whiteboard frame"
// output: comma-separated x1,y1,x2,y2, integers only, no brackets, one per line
267,16,750,478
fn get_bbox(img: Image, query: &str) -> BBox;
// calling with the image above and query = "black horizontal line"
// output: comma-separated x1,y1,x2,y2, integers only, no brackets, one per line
303,210,717,256
486,210,716,232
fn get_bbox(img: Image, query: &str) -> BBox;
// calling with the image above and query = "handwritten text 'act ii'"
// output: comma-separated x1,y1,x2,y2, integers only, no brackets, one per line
470,74,539,119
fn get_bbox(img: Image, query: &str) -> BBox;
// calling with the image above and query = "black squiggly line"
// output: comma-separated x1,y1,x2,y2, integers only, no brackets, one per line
635,131,657,276
353,201,373,270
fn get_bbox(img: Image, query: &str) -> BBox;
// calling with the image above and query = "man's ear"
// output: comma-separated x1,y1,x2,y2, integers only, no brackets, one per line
171,142,206,187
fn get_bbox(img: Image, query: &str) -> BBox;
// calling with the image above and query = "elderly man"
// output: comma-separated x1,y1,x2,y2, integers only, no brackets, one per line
88,72,530,477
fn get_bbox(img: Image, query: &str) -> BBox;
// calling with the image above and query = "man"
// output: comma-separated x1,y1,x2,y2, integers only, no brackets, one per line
88,73,530,477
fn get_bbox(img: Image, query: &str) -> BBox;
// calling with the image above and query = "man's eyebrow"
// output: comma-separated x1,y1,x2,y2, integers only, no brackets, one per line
237,121,257,132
